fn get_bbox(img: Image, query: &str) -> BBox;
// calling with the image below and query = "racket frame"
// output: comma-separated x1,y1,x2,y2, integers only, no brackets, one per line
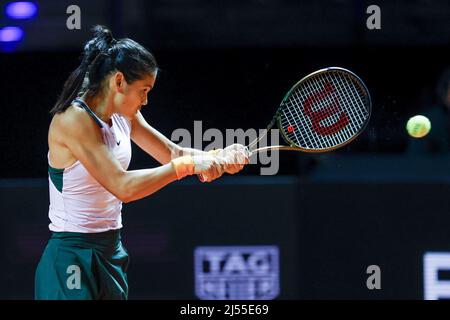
250,67,372,154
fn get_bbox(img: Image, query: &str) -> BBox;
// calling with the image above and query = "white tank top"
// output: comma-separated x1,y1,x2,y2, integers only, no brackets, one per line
48,99,132,233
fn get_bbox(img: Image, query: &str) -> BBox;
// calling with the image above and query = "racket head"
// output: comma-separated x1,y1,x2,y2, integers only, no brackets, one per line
276,67,372,153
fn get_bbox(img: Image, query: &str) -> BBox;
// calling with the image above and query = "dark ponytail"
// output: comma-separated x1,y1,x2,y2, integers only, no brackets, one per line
50,25,158,115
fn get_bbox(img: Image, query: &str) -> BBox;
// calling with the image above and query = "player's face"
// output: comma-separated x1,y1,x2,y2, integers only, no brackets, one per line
114,72,157,119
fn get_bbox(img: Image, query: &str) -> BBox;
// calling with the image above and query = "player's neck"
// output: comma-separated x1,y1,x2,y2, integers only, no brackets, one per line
82,91,114,126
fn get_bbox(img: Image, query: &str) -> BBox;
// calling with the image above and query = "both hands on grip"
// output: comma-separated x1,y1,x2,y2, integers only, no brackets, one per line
170,144,251,183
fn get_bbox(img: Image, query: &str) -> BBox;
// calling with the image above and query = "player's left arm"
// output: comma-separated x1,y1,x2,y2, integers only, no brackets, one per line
130,111,213,165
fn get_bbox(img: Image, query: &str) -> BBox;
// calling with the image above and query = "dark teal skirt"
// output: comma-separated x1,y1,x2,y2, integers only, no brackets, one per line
35,229,129,300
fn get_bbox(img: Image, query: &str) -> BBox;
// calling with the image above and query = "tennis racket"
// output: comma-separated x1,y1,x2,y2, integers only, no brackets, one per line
200,66,371,181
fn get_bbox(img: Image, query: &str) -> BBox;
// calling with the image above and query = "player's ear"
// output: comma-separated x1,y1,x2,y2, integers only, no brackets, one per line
112,72,126,93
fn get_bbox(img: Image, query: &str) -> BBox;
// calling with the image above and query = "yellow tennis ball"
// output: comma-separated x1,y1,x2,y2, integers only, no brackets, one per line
406,115,431,138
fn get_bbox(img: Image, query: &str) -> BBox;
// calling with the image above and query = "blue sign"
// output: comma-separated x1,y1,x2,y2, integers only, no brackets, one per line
195,246,280,300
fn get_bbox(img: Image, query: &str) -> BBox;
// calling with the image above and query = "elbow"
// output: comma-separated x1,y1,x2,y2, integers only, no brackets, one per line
114,172,135,203
122,198,133,204
115,189,132,203
117,190,136,204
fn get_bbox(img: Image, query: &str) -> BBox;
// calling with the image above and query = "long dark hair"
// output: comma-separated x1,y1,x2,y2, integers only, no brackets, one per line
50,25,158,115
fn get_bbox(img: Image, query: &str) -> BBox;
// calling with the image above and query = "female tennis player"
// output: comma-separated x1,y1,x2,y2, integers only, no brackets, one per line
34,25,249,300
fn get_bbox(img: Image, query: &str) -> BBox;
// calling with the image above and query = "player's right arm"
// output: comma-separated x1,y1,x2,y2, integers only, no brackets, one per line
53,107,219,203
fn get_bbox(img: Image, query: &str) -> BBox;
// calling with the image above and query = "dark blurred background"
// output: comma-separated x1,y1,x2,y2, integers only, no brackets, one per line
0,0,449,299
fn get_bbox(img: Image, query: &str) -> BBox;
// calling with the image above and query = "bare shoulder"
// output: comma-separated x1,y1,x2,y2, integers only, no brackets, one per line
50,105,102,143
49,104,104,168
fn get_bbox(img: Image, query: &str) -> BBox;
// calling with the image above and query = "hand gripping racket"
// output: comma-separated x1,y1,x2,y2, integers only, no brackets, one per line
200,67,372,180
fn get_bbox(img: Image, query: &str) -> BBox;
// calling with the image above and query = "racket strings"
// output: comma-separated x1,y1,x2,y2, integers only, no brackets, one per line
281,79,340,149
309,74,361,144
333,73,367,130
279,71,370,150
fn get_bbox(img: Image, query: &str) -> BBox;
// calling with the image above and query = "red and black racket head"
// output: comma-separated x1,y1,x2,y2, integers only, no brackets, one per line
277,67,371,152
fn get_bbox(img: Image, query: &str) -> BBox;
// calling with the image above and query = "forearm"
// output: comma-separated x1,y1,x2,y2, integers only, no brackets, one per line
178,147,221,158
118,144,227,202
120,163,178,203
114,144,247,202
